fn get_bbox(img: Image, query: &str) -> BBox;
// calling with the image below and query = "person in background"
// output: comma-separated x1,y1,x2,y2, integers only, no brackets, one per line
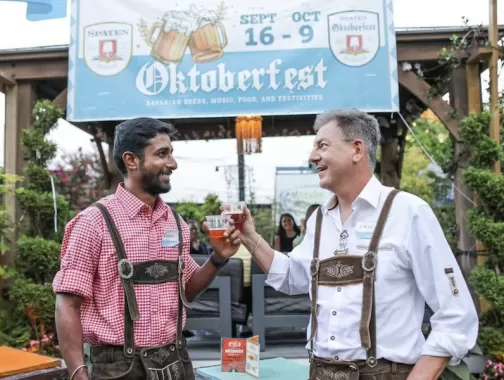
188,220,210,255
293,204,320,248
273,213,301,253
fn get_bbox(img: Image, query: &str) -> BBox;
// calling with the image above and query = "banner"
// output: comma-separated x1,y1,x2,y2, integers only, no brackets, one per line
67,0,398,121
274,167,332,226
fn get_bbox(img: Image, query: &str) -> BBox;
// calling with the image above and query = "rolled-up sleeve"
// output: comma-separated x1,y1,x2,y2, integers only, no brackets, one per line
406,204,478,366
266,220,313,295
52,210,102,299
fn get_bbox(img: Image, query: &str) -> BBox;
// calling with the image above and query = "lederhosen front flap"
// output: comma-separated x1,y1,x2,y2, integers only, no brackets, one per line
308,189,400,367
94,203,191,360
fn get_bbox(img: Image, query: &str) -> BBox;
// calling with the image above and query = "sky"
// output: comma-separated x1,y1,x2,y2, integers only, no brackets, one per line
0,0,502,204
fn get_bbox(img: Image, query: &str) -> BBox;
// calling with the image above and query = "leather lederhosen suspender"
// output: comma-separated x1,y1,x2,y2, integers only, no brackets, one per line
94,203,191,358
308,189,400,367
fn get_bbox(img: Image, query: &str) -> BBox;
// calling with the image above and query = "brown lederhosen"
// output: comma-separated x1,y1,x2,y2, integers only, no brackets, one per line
308,190,414,380
90,203,195,380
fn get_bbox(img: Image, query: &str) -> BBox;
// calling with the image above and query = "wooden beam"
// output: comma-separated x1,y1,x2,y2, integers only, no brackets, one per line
398,70,461,141
0,59,68,80
467,63,482,114
0,71,16,87
52,88,67,111
467,46,493,65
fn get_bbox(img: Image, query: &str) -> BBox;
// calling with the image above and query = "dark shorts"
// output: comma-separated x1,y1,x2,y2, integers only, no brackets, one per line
90,345,195,380
309,357,413,380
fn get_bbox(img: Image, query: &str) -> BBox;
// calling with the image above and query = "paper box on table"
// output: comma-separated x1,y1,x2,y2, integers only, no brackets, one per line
220,335,260,377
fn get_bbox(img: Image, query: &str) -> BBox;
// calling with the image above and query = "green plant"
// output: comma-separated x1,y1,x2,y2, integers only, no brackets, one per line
176,194,222,243
401,117,457,249
52,147,108,214
459,110,504,361
1,99,68,356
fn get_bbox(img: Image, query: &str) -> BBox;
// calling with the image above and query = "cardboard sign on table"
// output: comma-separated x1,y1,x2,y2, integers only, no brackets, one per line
221,336,260,377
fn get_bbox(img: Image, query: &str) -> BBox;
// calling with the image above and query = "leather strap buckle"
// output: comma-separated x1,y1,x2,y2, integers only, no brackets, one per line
362,251,377,272
310,258,320,277
366,356,378,368
118,259,134,279
307,349,314,363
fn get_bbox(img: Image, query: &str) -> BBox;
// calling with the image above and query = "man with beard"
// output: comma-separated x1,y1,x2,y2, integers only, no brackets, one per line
53,118,241,380
236,109,478,380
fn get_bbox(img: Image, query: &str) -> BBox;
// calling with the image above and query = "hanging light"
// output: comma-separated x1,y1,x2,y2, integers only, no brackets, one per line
235,115,262,154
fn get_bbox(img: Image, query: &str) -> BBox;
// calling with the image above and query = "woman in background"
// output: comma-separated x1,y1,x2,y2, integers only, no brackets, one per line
293,204,320,248
273,213,301,253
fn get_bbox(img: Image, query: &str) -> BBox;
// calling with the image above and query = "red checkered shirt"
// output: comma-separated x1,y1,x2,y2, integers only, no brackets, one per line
52,184,199,347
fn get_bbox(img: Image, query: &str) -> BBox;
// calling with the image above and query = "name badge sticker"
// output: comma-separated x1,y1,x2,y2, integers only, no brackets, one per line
162,229,179,247
356,222,375,239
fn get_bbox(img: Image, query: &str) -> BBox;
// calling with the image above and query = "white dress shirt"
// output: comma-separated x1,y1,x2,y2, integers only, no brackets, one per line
266,175,478,366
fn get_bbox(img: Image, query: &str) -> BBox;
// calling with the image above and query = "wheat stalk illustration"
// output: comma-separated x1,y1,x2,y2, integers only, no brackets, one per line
137,18,150,45
215,1,227,21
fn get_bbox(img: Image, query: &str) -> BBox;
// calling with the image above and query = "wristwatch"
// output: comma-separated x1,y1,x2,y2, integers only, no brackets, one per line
209,253,229,268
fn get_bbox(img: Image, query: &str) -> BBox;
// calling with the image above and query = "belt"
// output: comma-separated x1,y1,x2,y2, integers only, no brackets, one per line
312,356,414,375
91,340,187,362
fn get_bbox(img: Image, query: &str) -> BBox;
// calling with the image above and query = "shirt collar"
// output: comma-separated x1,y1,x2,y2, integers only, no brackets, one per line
116,183,169,220
322,175,382,214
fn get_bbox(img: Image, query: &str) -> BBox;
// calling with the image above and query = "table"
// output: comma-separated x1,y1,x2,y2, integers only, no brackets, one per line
195,358,309,380
1,366,67,380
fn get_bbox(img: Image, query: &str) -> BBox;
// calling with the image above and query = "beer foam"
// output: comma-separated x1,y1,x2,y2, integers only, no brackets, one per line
196,10,219,27
189,4,219,27
162,6,219,35
162,10,199,36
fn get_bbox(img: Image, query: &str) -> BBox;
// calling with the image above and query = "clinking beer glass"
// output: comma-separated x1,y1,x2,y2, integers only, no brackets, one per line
205,215,232,243
189,21,227,63
147,17,195,64
221,202,245,230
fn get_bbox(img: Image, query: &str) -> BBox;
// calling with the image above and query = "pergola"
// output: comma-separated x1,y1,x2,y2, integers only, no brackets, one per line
0,26,502,281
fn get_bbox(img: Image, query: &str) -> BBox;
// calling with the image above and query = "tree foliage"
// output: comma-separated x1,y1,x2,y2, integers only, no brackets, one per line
401,117,457,249
52,147,108,218
460,111,504,360
0,100,67,355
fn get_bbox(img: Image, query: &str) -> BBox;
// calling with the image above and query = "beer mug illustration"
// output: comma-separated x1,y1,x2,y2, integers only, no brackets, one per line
189,21,228,63
146,12,198,64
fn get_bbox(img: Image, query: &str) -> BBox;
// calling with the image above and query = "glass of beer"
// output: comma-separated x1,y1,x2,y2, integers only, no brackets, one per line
205,214,231,243
221,201,245,228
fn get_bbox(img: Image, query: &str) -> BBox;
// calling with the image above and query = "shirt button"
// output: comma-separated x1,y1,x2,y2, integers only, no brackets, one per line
330,336,335,341
337,287,342,292
332,311,337,316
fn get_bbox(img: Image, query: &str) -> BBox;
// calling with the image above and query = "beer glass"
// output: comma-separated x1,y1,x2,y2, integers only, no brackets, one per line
221,202,245,229
205,215,231,243
147,21,190,64
189,22,228,63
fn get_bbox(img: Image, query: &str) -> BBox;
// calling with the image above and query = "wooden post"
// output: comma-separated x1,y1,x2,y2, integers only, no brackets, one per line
489,0,500,174
449,67,476,282
2,83,37,268
474,0,501,313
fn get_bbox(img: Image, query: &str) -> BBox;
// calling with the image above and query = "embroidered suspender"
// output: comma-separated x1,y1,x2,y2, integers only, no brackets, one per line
94,203,190,358
308,189,400,367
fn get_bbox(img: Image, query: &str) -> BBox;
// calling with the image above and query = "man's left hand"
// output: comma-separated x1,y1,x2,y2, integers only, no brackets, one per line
203,220,241,261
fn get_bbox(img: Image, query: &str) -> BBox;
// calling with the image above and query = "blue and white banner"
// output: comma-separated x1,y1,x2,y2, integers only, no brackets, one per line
67,0,398,121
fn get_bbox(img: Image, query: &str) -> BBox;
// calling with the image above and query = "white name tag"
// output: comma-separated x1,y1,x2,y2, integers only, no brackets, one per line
162,229,179,247
356,222,375,239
